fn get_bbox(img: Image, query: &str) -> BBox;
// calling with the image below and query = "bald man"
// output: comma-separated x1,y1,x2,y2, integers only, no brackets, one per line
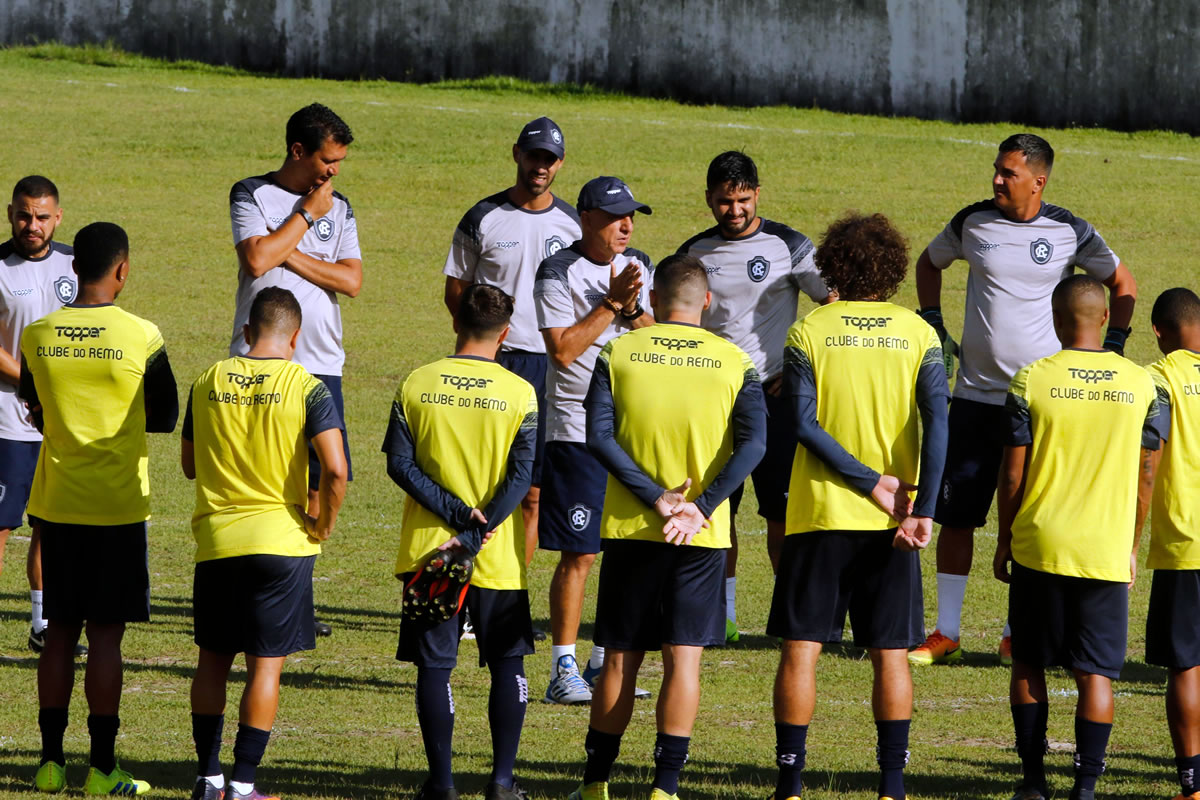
993,275,1166,800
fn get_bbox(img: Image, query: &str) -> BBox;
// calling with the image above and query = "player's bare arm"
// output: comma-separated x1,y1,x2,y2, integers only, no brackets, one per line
309,427,347,541
1102,261,1137,331
282,252,362,297
993,444,1029,583
443,276,471,317
1130,446,1161,585
0,345,19,386
236,180,335,278
914,249,942,310
181,438,196,480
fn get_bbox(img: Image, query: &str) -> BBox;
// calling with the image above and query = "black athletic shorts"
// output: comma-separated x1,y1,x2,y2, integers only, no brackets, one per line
40,519,150,624
538,441,606,554
594,539,726,650
497,349,547,486
193,554,317,657
308,374,353,491
767,530,924,649
934,398,1008,529
396,583,535,669
729,390,793,523
1146,568,1200,670
0,438,39,530
1008,561,1128,679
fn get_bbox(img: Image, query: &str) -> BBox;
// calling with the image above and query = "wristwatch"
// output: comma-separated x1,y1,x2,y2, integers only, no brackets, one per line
297,208,316,229
620,302,644,321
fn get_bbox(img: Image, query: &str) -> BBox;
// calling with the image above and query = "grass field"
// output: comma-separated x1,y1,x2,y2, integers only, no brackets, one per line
1,43,1199,800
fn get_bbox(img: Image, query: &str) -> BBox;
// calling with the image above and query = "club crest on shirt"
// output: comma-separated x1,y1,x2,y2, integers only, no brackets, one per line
545,236,567,259
53,276,77,304
1030,238,1053,265
313,216,335,242
567,503,592,532
747,255,770,283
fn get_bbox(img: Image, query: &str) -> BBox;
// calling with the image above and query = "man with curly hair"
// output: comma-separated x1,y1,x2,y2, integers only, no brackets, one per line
769,213,948,800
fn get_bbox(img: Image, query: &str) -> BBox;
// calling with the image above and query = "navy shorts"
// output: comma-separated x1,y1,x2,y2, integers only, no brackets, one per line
1008,561,1128,679
308,374,353,491
40,520,150,624
729,390,794,522
934,398,1008,529
767,530,924,649
497,349,547,485
538,441,606,554
594,539,726,651
1146,568,1200,670
0,438,39,530
396,583,534,668
193,554,316,657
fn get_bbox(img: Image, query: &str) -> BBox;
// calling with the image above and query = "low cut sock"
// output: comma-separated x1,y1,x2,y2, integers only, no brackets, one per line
415,667,455,791
652,732,690,795
87,714,119,774
774,722,808,799
934,573,968,642
191,712,224,778
487,657,527,788
1011,702,1049,792
38,707,67,765
583,727,622,785
875,719,910,800
1072,717,1112,797
230,723,271,787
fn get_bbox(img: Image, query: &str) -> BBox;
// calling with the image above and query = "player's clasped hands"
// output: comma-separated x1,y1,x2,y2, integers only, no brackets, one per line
868,474,932,551
609,260,643,310
654,478,712,546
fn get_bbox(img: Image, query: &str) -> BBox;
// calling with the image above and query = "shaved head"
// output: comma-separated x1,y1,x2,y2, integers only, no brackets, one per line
1051,274,1108,345
652,254,709,312
1151,287,1200,355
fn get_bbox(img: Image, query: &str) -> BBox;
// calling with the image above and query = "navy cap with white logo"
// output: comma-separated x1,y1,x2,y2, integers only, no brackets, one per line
576,176,653,216
516,116,565,159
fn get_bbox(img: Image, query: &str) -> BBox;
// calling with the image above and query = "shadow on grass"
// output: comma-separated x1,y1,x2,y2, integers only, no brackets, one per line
926,751,1174,800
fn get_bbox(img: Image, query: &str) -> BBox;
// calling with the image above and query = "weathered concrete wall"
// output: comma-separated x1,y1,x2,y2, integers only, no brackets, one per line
3,0,1197,133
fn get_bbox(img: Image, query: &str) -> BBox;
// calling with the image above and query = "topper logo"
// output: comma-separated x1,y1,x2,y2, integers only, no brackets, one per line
841,316,892,331
54,325,106,341
440,374,493,390
1067,367,1117,383
650,336,701,351
227,372,270,388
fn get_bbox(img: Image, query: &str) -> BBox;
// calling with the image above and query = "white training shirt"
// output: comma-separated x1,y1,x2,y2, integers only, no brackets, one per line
229,174,361,377
533,243,653,444
0,240,77,441
926,199,1120,405
444,191,581,354
678,219,828,380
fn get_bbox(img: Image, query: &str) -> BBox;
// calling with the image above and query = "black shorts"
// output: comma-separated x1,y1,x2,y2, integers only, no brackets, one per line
396,584,534,668
40,520,150,624
594,539,726,651
308,374,353,491
0,438,39,530
193,554,317,657
767,530,924,649
1008,561,1128,679
934,398,1007,529
729,391,793,522
497,350,547,486
1146,568,1200,670
538,441,606,554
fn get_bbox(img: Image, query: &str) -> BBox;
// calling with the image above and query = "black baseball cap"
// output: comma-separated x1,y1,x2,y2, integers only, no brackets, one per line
516,116,565,159
577,176,653,216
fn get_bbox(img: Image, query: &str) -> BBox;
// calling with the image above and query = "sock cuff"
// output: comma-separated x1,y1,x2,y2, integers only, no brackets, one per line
935,572,969,585
86,714,120,732
234,723,272,747
774,722,809,750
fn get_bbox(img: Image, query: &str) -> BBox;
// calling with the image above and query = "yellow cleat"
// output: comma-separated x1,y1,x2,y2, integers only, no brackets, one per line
999,635,1013,666
83,763,151,796
34,761,66,794
567,783,609,800
908,629,963,665
649,790,679,800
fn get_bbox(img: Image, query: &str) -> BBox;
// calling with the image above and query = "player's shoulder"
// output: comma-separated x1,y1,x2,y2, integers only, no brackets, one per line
623,246,653,268
49,241,73,257
331,189,354,218
948,199,1000,238
0,239,13,261
457,190,511,234
759,218,814,250
1039,202,1096,244
535,241,583,282
229,174,272,205
549,194,581,224
676,225,722,255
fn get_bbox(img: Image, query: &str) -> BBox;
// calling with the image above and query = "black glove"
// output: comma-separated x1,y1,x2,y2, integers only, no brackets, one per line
1103,326,1131,356
917,306,949,346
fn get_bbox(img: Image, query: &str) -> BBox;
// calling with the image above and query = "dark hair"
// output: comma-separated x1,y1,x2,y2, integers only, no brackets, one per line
706,151,759,192
1151,287,1200,334
12,175,58,203
72,222,128,284
457,284,514,338
286,103,354,154
1051,273,1106,310
249,287,303,336
999,133,1054,175
814,212,908,301
653,254,709,306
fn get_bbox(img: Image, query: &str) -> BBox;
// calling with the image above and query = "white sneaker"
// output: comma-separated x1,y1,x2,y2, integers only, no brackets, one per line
543,654,593,704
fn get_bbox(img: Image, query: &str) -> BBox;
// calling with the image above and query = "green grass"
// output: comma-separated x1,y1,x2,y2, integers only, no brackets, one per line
0,44,1199,799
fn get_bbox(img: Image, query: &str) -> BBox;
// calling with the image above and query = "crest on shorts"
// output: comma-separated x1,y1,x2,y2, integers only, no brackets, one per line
1029,238,1053,265
53,276,76,304
313,216,335,242
747,255,770,283
545,235,567,259
567,503,592,532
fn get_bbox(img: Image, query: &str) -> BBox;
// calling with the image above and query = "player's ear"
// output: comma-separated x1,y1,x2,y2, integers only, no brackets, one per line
242,324,253,347
114,258,129,283
288,141,304,162
512,144,521,164
703,290,713,311
1151,323,1162,340
1033,174,1047,193
5,204,11,225
70,258,79,277
648,289,658,310
451,318,460,336
289,326,300,350
497,324,510,345
1100,306,1110,327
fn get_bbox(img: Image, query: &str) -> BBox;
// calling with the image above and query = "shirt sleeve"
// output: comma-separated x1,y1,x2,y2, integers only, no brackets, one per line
694,357,768,518
469,393,539,553
925,221,964,270
144,341,179,434
790,242,830,304
584,343,665,508
381,396,477,531
181,387,194,442
1143,370,1170,449
1004,364,1034,447
443,215,482,281
303,379,342,439
782,328,880,494
230,181,268,245
335,198,362,261
913,332,950,517
1072,224,1120,282
533,262,577,331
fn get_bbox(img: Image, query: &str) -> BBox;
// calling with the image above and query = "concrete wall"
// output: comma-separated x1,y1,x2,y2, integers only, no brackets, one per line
4,0,1197,133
